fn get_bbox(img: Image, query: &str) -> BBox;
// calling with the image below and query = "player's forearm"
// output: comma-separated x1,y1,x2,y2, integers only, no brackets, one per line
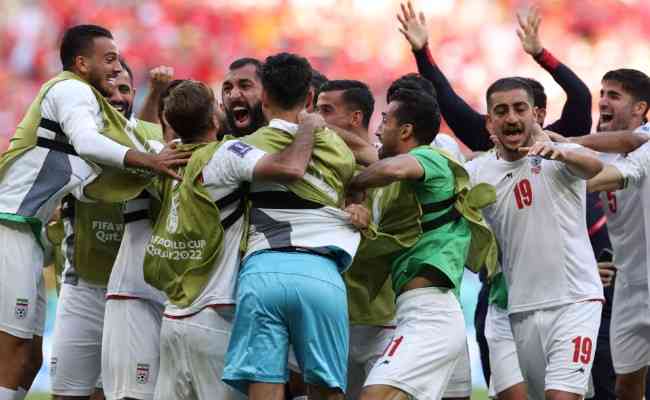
257,122,316,183
328,125,378,166
413,46,490,150
572,131,649,154
350,155,421,190
137,88,165,124
563,150,603,180
587,165,625,193
535,49,592,136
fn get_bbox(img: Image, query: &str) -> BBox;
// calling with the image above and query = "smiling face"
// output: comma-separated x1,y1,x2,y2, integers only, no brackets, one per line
83,36,122,97
487,88,537,158
221,64,265,136
107,69,134,118
598,80,641,132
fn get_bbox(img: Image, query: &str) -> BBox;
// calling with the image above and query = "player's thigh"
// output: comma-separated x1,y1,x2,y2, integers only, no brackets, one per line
51,284,106,396
0,220,44,340
347,326,395,400
443,339,472,399
153,317,192,400
543,301,602,397
610,276,650,375
486,305,524,398
364,288,466,400
186,308,245,400
102,299,163,400
510,310,546,400
287,270,349,392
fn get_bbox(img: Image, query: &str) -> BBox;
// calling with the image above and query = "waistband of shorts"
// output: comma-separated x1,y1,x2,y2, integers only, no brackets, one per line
396,286,453,306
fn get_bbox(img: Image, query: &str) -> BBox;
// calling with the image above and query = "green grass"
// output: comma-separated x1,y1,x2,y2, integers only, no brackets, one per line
27,388,489,400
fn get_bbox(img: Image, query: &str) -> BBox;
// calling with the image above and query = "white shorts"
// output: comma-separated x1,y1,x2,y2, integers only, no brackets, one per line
50,282,106,396
347,324,395,399
510,301,602,400
610,275,650,374
0,220,46,339
485,304,523,397
154,307,245,400
102,298,164,400
364,288,466,400
444,339,471,398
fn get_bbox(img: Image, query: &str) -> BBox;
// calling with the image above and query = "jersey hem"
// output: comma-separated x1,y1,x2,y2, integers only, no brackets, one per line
508,294,604,314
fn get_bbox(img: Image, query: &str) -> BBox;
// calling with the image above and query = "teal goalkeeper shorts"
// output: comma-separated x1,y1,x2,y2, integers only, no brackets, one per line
222,249,349,393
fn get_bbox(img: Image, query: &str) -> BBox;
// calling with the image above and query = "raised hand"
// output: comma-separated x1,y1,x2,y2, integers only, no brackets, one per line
519,142,566,162
149,65,175,93
397,1,429,51
516,6,543,56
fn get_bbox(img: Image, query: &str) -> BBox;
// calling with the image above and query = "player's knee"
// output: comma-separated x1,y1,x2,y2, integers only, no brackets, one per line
0,334,32,375
307,384,343,400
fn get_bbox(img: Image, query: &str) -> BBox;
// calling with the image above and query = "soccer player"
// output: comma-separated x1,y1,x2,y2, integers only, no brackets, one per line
464,77,603,400
0,25,185,400
222,53,361,400
101,63,176,400
221,58,267,137
559,69,650,400
346,87,473,400
315,79,394,398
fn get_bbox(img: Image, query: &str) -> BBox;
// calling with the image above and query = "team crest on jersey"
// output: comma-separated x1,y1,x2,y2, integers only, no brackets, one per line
166,192,180,233
14,298,28,319
528,155,542,174
136,363,150,384
228,141,253,158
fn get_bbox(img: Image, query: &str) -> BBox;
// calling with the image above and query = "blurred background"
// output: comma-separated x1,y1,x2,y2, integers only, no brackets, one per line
0,0,648,397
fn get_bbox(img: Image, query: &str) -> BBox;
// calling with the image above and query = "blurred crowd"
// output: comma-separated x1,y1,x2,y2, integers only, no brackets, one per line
1,0,649,149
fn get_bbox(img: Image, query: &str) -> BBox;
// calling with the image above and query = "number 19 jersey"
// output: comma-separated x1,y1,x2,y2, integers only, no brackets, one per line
465,148,603,314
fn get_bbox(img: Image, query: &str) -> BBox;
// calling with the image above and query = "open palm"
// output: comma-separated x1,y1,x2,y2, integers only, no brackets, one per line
397,1,429,51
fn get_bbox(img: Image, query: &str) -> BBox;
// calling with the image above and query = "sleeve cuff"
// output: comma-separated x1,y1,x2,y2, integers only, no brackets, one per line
534,48,560,70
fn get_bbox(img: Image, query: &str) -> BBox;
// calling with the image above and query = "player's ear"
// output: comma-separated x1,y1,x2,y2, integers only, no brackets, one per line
399,123,414,141
304,89,314,112
633,101,648,119
351,110,363,129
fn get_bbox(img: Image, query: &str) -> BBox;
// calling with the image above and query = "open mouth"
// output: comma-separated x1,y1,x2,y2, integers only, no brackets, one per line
232,106,251,127
110,102,126,114
599,113,614,124
106,77,116,86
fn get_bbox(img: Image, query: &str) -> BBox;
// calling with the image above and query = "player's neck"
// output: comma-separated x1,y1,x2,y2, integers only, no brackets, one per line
265,106,300,125
501,148,526,162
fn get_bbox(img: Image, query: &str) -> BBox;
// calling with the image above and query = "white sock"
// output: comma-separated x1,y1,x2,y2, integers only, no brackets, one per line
14,387,27,400
0,387,16,400
292,397,309,400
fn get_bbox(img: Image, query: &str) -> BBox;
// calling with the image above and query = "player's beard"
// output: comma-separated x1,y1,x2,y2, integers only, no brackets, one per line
225,102,266,138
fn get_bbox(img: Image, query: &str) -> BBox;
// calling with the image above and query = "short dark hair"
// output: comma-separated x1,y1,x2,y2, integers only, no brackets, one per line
486,77,535,108
158,79,188,129
262,52,312,110
163,80,216,141
310,68,329,108
391,88,441,145
119,57,133,84
602,69,650,113
318,80,375,128
517,77,546,109
387,73,436,103
229,57,262,80
60,24,113,70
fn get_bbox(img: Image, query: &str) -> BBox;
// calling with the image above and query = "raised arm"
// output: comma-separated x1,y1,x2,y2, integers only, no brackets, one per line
516,7,592,136
398,1,490,151
571,130,649,154
138,66,175,124
252,113,324,182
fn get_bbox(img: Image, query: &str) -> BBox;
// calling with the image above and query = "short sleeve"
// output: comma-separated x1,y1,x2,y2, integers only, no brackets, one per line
203,140,267,186
613,141,650,188
409,146,451,184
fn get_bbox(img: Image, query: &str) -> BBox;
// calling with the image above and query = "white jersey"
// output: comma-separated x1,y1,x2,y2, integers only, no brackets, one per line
244,119,361,272
0,79,129,226
163,140,266,318
465,146,603,314
432,133,465,163
106,192,167,304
